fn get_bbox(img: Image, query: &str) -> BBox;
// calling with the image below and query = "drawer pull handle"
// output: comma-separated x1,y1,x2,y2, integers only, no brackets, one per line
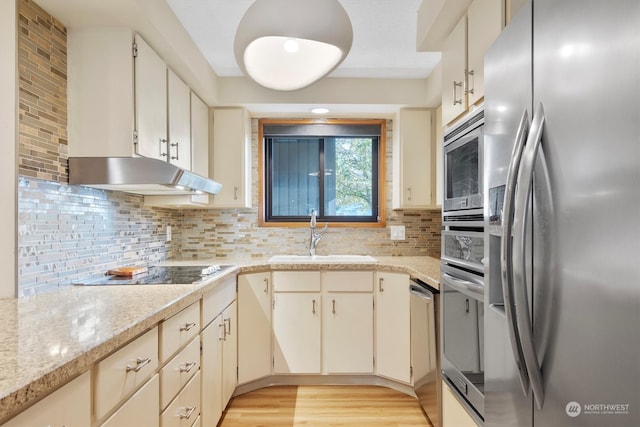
263,277,269,293
180,361,197,373
332,299,336,315
179,406,197,420
126,357,152,373
219,322,225,341
180,322,196,332
378,277,385,292
224,318,232,336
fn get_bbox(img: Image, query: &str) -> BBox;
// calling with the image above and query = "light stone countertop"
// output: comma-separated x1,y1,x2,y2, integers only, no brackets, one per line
0,256,440,423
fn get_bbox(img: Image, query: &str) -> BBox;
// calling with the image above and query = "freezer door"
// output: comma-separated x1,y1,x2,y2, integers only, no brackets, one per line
532,0,640,426
483,3,534,427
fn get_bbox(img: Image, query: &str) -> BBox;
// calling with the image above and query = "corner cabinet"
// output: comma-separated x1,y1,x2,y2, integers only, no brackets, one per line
441,0,504,126
238,272,272,384
393,109,435,208
211,108,252,208
375,271,411,384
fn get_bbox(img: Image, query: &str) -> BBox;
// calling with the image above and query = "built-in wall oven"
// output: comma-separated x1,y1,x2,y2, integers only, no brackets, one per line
441,107,485,424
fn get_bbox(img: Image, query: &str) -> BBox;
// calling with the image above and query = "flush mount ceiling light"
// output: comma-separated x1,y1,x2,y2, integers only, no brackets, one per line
234,0,353,91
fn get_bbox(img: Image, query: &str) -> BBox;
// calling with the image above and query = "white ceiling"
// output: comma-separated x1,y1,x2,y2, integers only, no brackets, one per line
166,0,441,80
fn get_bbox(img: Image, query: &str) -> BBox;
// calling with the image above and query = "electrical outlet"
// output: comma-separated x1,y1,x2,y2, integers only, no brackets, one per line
390,225,405,241
166,225,172,242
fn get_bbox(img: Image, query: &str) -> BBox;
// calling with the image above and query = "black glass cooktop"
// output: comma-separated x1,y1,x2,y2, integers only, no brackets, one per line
74,265,232,286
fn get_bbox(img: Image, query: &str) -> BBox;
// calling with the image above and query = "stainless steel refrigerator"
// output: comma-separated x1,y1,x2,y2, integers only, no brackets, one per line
483,1,640,426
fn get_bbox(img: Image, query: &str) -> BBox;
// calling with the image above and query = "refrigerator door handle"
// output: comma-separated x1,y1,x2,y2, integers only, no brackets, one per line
513,103,546,410
500,108,531,396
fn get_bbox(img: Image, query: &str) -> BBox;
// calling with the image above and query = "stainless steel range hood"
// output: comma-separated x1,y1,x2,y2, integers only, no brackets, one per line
68,157,222,196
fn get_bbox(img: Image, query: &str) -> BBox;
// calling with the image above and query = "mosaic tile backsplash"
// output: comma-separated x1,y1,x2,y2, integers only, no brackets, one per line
18,177,182,296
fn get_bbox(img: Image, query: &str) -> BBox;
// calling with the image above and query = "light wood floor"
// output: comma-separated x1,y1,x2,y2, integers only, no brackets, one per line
218,385,433,427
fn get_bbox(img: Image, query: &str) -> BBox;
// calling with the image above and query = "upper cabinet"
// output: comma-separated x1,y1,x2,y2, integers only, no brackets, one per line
393,109,435,209
68,28,202,173
441,0,504,126
211,108,252,208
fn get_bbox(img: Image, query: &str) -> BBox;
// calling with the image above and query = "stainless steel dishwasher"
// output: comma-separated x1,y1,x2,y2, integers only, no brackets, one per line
410,278,440,427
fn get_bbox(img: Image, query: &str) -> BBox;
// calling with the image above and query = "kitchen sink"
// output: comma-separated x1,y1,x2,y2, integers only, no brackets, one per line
267,255,378,264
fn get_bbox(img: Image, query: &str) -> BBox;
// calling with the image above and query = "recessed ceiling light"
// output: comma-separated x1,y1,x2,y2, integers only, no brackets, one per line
312,107,330,114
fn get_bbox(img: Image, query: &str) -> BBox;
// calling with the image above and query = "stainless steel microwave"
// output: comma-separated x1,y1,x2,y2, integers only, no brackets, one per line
443,108,484,213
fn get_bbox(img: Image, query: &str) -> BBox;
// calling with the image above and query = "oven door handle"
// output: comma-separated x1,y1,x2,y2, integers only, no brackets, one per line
501,107,531,396
513,103,546,410
441,273,484,302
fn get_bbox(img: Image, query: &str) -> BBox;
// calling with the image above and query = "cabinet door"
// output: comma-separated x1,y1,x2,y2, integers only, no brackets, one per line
3,371,90,427
101,374,159,427
442,380,479,427
222,301,238,406
211,108,251,208
238,273,272,384
168,69,191,170
393,109,433,208
323,293,374,374
375,272,411,383
161,372,201,427
201,314,223,427
467,0,504,105
441,16,467,126
134,35,167,161
273,293,321,374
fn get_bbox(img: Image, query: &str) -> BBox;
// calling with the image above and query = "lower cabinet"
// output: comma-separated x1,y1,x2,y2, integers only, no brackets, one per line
201,297,237,427
237,272,272,384
101,374,159,427
201,312,224,426
376,272,412,383
273,292,322,374
322,293,373,374
2,371,91,427
161,371,201,427
442,380,479,427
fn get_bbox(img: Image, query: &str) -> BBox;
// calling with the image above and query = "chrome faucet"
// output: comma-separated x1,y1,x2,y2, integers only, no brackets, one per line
309,209,328,256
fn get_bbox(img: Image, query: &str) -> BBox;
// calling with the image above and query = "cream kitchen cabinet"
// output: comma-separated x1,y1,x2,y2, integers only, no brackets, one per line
238,272,272,384
323,293,373,374
442,380,479,427
160,335,200,410
221,301,238,405
161,371,201,427
375,272,411,384
101,374,160,427
441,0,503,126
167,69,192,171
393,109,434,208
211,108,252,208
94,326,159,421
134,34,169,162
160,301,201,363
201,277,237,427
273,292,322,374
2,371,90,427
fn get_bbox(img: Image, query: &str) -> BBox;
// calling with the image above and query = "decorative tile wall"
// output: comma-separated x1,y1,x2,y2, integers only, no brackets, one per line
18,177,182,296
18,0,68,182
179,119,442,260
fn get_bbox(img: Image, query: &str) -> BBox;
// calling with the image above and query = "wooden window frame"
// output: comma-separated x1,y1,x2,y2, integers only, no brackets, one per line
258,118,386,228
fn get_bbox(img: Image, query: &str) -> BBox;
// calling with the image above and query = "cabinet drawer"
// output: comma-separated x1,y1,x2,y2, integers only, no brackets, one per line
273,271,321,292
94,327,158,421
100,374,159,427
324,271,373,292
161,336,201,410
3,371,90,427
160,302,201,363
161,371,201,427
202,276,236,326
